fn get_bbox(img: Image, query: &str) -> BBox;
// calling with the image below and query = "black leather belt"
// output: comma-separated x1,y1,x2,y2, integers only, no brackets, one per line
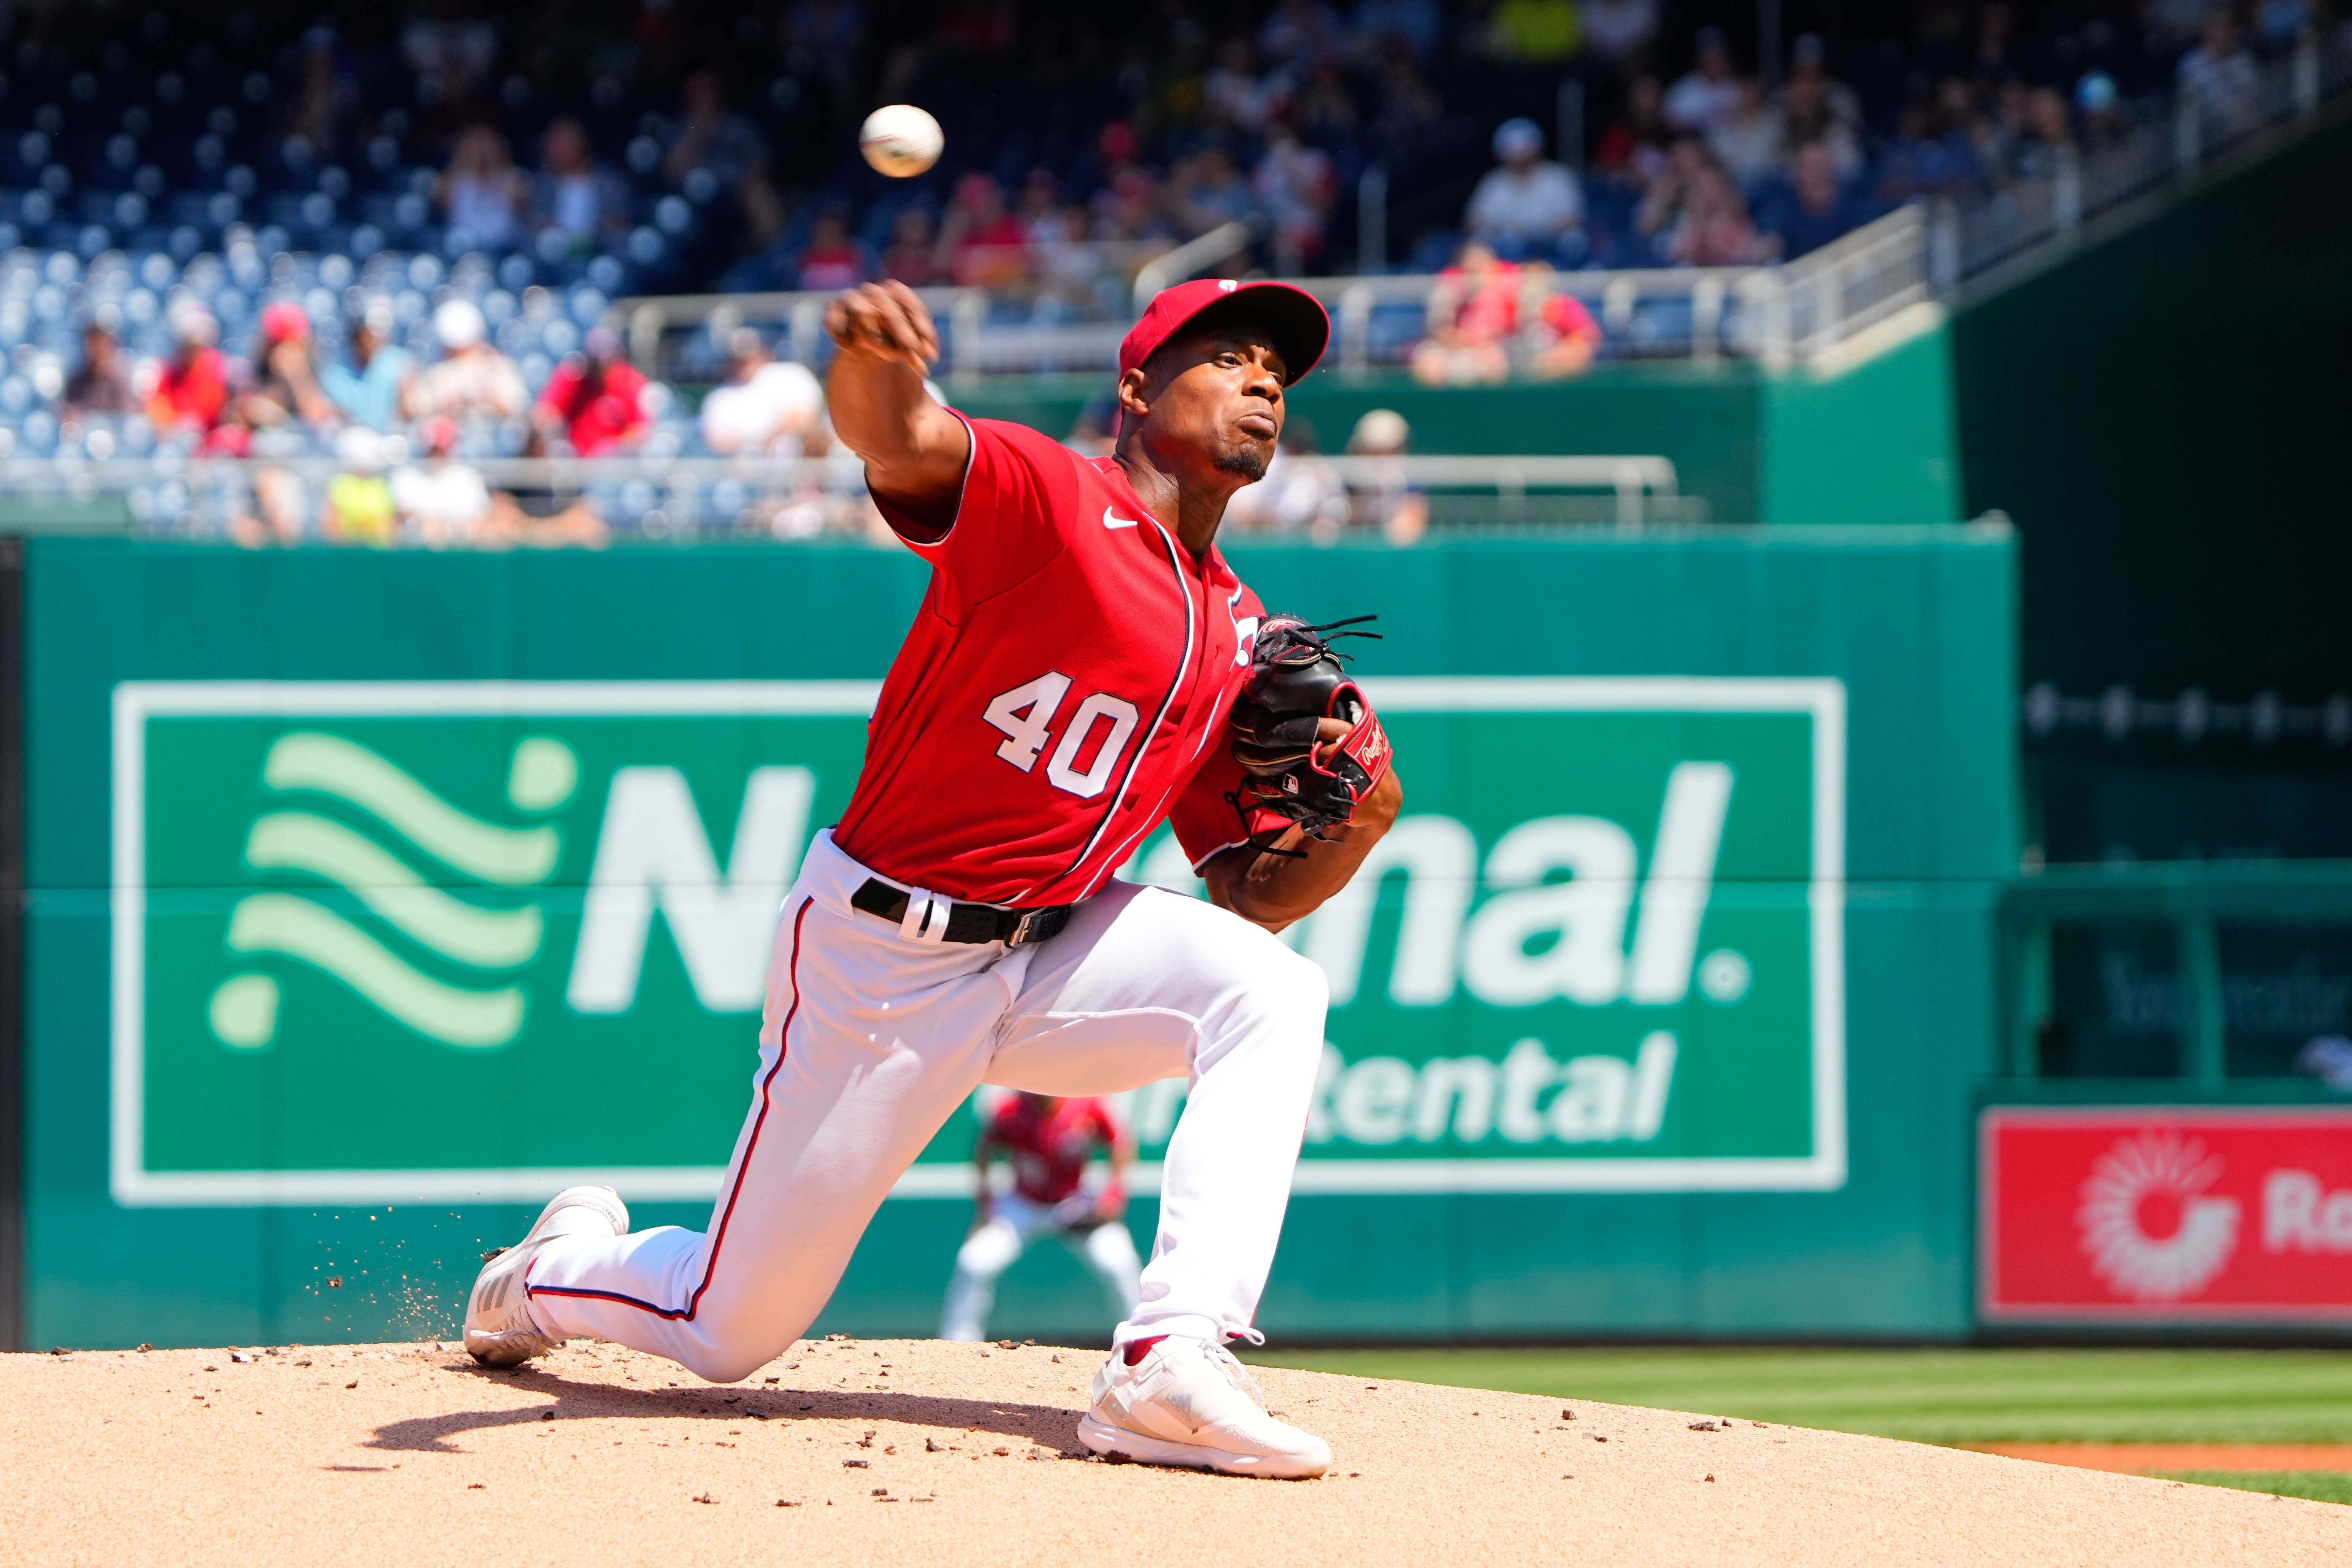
850,878,1074,947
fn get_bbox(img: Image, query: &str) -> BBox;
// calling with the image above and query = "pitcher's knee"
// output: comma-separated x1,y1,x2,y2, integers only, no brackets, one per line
1232,938,1329,1030
673,1322,794,1385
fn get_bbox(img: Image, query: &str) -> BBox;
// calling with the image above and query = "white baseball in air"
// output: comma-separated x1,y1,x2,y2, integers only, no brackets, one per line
860,104,944,178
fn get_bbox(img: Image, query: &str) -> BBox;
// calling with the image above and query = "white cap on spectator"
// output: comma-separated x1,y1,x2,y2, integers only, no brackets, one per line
362,300,397,338
336,425,390,474
433,298,487,350
168,299,217,346
1492,118,1543,160
1348,408,1410,455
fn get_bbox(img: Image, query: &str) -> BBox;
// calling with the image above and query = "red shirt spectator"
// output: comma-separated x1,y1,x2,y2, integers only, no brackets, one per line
939,172,1028,288
148,303,229,438
534,329,649,455
796,212,869,291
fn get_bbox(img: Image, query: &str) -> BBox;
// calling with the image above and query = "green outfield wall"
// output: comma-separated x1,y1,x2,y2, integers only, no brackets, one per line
13,527,2014,1349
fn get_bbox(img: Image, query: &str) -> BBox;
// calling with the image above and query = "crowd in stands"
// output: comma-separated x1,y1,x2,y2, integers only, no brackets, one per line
0,2,2338,539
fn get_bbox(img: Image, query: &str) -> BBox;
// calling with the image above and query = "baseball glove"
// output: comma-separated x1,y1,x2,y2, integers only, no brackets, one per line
1226,614,1394,850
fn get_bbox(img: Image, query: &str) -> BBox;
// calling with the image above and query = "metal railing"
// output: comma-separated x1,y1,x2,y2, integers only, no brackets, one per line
613,195,1962,383
14,450,1687,541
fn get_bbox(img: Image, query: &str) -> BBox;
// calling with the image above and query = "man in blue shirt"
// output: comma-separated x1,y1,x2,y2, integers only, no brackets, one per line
321,304,412,433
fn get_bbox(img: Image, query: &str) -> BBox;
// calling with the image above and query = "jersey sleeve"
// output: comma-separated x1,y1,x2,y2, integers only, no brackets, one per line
1167,741,1251,873
869,413,1073,609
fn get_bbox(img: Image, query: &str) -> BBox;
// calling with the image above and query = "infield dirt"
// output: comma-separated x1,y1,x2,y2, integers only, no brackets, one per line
3,1337,2346,1566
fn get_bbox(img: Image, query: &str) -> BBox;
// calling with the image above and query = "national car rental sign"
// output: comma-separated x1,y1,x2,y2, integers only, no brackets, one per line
1979,1107,2352,1323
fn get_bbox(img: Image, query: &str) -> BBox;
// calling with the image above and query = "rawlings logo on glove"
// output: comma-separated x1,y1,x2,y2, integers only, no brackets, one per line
1226,614,1392,851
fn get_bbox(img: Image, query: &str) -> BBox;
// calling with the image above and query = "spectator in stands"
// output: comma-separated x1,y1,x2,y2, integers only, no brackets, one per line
661,72,786,251
1412,239,1602,385
1875,92,1986,203
700,328,826,457
1654,158,1767,265
1757,141,1870,258
1226,419,1346,540
1095,167,1180,245
1205,37,1282,136
322,305,412,434
938,173,1030,288
1665,27,1742,134
1350,0,1443,59
1465,118,1586,263
1634,133,1709,252
64,325,136,416
401,8,500,107
1290,57,1362,142
1485,0,1580,60
881,207,947,286
534,119,631,257
1167,149,1259,238
234,301,339,439
286,27,362,158
1367,41,1445,145
1345,407,1428,547
1779,47,1866,180
148,303,230,445
1594,75,1672,190
320,426,398,547
1253,118,1337,273
437,125,527,252
1710,78,1787,189
1518,263,1604,379
2004,87,2078,185
406,299,527,425
227,301,339,543
796,211,870,291
1968,2,2020,91
1582,0,1661,65
392,416,496,547
2074,71,2134,153
533,328,648,457
2179,7,2263,140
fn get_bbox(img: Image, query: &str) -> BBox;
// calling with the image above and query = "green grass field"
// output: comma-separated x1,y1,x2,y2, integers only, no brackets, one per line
2150,1471,2352,1505
1242,1347,2352,1444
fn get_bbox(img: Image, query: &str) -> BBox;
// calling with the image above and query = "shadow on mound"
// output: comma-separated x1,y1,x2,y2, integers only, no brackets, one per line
365,1361,1085,1456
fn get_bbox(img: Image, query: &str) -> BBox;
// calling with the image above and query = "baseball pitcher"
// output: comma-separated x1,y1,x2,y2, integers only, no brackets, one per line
463,276,1402,1479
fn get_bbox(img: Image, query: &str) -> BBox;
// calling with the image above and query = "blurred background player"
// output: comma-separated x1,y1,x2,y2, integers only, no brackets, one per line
940,1092,1141,1343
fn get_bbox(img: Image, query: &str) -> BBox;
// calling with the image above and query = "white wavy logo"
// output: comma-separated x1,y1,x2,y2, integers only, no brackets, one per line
2076,1130,2241,1302
206,732,577,1051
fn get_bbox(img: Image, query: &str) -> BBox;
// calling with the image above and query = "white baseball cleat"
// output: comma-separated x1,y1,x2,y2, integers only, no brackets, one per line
1078,1335,1332,1479
462,1186,630,1367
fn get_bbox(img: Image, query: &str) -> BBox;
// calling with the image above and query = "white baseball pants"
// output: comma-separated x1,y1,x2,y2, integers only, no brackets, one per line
939,1191,1144,1344
523,829,1327,1383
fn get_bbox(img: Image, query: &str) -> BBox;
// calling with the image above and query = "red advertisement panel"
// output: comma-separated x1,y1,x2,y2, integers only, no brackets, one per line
1980,1107,2352,1322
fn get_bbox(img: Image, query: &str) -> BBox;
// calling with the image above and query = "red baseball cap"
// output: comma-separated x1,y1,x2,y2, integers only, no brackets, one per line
1117,278,1329,387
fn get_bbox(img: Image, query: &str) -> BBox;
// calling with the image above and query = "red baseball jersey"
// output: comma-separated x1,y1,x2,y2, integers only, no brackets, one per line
985,1095,1122,1205
833,413,1261,907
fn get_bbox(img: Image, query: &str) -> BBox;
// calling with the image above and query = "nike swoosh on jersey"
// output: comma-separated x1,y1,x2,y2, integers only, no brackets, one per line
1102,506,1141,529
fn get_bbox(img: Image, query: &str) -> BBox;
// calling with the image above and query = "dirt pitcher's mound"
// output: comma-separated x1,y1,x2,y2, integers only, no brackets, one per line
3,1339,2346,1566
